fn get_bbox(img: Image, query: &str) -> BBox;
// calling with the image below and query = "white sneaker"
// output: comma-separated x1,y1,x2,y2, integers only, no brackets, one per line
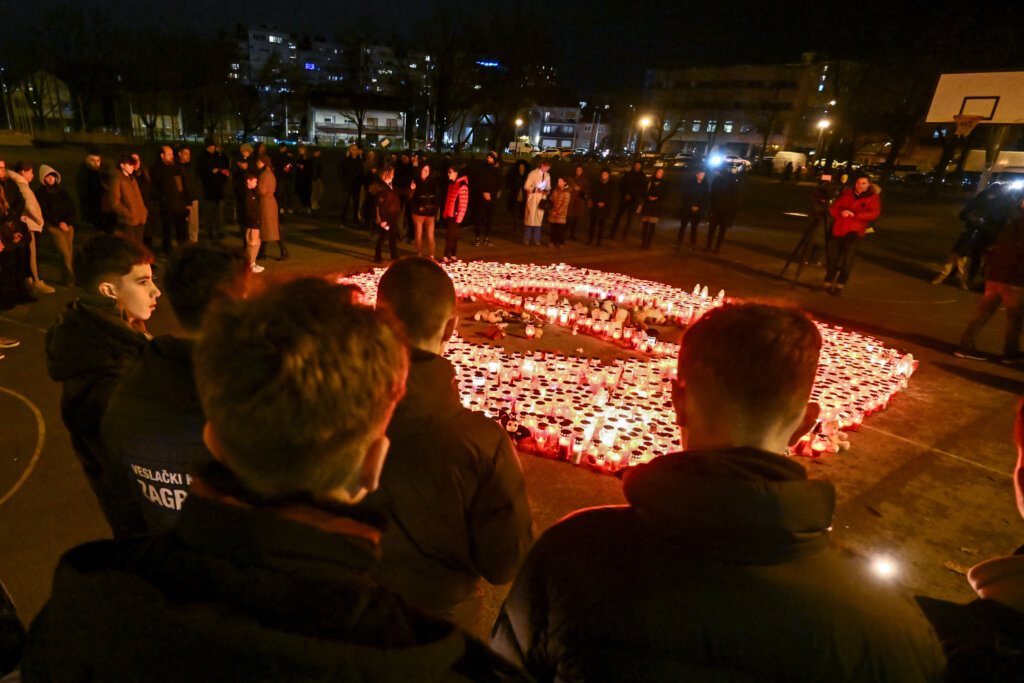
0,337,20,348
33,280,56,294
251,263,265,273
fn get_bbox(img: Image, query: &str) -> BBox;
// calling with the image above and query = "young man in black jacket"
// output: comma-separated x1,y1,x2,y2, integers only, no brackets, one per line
365,257,534,633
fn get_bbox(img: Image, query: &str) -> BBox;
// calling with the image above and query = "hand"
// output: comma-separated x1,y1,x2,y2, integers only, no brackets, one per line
410,181,416,191
842,209,854,217
483,192,491,201
59,222,70,232
380,222,390,230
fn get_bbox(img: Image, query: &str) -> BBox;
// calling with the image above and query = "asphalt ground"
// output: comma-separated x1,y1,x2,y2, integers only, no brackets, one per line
1,168,1022,640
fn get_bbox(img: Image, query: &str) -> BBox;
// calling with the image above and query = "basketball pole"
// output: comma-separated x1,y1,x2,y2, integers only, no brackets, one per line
976,124,1010,196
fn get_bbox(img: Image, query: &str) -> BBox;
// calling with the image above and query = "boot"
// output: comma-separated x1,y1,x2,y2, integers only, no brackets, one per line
278,241,289,261
931,257,954,285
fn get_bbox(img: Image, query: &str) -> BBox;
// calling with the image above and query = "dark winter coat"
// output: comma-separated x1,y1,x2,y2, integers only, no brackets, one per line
476,162,503,197
101,336,211,533
680,174,711,215
360,350,534,624
76,162,105,225
492,448,945,682
22,466,527,682
46,296,151,537
109,171,147,228
240,186,261,231
709,172,741,216
410,175,441,217
149,160,189,215
589,177,613,208
567,172,588,218
619,167,646,203
38,183,77,227
830,185,881,238
197,149,230,201
374,180,402,227
640,176,665,217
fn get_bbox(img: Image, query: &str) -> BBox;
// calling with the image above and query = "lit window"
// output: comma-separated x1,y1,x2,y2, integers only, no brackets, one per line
707,120,717,132
305,63,315,70
269,35,282,44
818,84,824,92
723,122,733,133
692,120,701,132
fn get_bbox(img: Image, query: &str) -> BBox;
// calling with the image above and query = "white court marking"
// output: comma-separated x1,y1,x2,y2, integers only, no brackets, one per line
0,386,46,506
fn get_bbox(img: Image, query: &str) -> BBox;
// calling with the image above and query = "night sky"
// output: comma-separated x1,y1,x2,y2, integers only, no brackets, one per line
1,0,1018,92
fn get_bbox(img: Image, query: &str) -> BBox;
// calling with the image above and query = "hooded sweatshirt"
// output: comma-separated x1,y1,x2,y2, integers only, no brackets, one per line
8,168,43,232
37,164,76,227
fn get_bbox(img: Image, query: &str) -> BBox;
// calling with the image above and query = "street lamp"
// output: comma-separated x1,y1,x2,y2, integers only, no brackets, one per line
816,118,831,169
638,116,651,156
515,117,524,157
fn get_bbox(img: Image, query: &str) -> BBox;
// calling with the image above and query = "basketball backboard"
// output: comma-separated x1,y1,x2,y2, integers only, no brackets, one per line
926,71,1024,124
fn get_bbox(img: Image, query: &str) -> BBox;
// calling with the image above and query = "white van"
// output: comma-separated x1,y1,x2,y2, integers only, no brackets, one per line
772,151,807,174
507,141,537,155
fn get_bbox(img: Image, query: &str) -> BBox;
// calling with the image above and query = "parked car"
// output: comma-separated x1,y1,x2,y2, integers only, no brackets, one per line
723,155,751,171
672,152,702,169
533,146,562,159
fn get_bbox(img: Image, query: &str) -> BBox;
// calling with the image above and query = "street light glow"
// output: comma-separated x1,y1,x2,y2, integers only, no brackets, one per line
515,118,523,127
817,118,831,129
872,556,897,579
639,117,651,128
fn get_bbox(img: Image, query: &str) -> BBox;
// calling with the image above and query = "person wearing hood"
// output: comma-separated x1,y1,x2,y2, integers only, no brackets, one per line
363,257,533,633
37,164,77,286
9,162,55,294
491,302,945,681
45,234,160,538
824,173,881,296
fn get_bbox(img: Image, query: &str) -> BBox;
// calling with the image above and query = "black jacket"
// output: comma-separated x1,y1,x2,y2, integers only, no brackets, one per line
410,175,441,217
101,336,212,533
589,178,613,208
149,161,189,215
22,470,527,682
681,174,711,214
619,168,646,202
360,350,534,625
640,177,665,217
37,184,76,226
46,296,150,537
476,163,504,197
197,149,229,200
492,448,945,682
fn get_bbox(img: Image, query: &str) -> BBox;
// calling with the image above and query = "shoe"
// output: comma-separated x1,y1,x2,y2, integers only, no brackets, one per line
250,263,265,273
33,280,56,294
484,238,492,246
0,337,19,348
828,284,842,297
930,275,945,285
279,245,289,261
473,239,481,247
953,348,985,361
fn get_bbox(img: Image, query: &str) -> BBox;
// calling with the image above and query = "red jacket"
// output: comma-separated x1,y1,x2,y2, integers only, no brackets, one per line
443,176,469,223
829,186,880,238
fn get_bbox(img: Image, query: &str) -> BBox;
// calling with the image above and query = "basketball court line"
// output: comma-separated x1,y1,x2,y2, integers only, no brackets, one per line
861,423,1012,478
0,386,46,506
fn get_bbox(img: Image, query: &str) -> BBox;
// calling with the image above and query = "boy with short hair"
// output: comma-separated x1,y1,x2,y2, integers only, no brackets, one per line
46,234,160,538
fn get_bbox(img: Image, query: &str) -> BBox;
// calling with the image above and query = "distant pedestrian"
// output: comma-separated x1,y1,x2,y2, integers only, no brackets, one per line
588,167,613,245
523,160,551,246
337,144,363,225
824,173,881,296
706,169,740,253
109,155,147,245
149,145,190,254
37,164,76,286
639,167,665,249
177,147,202,243
256,155,287,261
197,138,229,241
372,165,401,263
954,193,1024,363
9,162,54,294
933,183,1014,289
240,172,263,273
76,152,111,232
309,148,324,211
474,151,502,246
293,146,313,213
273,144,296,214
505,159,530,225
409,162,440,259
611,161,645,241
566,164,589,241
677,168,710,249
442,165,469,261
548,176,571,247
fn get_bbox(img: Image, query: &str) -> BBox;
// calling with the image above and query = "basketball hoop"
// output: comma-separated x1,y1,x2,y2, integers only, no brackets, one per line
953,114,984,138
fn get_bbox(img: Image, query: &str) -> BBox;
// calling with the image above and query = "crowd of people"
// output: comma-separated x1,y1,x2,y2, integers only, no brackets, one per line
2,141,1024,680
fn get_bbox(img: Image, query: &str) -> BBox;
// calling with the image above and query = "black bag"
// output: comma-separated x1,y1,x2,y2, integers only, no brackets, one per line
539,197,553,211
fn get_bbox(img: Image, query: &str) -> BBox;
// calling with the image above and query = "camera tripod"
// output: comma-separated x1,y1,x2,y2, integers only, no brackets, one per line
779,210,832,284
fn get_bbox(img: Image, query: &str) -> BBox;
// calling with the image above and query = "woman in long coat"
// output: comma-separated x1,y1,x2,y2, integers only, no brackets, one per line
257,155,288,260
